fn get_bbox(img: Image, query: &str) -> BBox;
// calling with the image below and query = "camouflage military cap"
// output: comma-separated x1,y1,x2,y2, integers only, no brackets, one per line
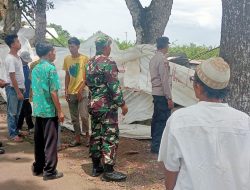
95,35,112,48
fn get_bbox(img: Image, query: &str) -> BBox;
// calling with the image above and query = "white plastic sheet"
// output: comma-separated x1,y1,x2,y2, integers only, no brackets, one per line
0,29,198,139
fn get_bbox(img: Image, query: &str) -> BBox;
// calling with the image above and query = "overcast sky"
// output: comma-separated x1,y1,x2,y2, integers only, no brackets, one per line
47,0,222,46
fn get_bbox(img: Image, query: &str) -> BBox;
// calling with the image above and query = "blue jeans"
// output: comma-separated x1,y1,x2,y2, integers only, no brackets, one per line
151,95,171,153
5,86,23,138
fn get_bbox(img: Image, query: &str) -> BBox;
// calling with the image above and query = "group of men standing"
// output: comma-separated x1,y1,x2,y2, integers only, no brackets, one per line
1,33,128,182
1,33,249,189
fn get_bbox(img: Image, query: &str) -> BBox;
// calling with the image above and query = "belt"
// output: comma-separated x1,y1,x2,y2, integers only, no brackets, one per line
7,86,25,92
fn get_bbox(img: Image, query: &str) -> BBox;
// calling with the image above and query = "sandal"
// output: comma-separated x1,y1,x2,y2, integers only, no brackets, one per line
69,140,81,147
85,138,90,147
86,142,90,147
0,148,5,154
19,130,29,137
12,136,23,142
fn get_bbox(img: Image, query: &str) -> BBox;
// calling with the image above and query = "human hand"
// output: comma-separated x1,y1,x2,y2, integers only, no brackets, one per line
167,99,174,109
77,90,83,102
58,111,64,123
0,79,8,88
121,104,128,116
65,91,69,102
17,91,24,100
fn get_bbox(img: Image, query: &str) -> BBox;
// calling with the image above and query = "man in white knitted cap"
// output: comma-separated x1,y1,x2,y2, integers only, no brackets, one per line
17,51,34,134
158,57,250,190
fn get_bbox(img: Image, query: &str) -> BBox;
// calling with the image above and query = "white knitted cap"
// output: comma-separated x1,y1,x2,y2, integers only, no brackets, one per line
196,57,230,89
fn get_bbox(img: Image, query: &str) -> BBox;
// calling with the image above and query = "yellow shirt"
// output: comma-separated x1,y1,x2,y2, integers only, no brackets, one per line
63,54,89,94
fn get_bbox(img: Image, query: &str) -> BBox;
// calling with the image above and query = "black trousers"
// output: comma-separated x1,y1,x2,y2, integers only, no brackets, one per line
151,95,171,153
17,99,34,130
33,117,58,176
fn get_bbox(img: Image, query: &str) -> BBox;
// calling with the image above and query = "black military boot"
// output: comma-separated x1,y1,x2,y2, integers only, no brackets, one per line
102,164,127,182
92,157,104,177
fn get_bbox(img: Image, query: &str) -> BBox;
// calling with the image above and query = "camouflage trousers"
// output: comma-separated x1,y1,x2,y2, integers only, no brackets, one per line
89,109,119,165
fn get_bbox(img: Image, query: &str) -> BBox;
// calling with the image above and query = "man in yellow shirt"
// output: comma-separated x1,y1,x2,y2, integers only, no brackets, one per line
63,37,89,147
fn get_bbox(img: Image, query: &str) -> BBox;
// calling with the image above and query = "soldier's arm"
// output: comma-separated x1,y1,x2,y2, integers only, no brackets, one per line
104,60,125,107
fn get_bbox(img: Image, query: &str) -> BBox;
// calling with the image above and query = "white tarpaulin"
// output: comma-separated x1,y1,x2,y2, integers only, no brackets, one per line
0,29,198,139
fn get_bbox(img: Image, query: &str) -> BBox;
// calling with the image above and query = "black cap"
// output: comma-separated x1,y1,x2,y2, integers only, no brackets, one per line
156,37,170,49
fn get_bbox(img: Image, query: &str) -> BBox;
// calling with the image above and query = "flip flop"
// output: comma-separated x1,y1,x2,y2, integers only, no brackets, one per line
12,136,23,142
0,148,5,154
19,131,29,137
69,140,81,147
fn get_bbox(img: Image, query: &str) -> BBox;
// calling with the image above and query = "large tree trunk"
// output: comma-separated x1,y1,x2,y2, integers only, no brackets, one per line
0,0,6,22
220,0,250,114
35,0,47,44
3,0,21,35
125,0,173,44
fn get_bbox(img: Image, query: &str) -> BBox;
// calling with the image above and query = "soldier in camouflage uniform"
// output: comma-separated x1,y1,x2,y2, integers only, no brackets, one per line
86,35,128,182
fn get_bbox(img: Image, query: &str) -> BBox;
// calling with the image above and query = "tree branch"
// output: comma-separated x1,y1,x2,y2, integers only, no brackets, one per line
125,0,143,13
125,0,143,23
125,0,173,44
125,0,144,43
148,0,173,18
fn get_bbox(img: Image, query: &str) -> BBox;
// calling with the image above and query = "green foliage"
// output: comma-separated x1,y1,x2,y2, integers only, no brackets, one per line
47,23,85,47
169,43,219,60
14,0,54,17
48,23,70,39
113,39,218,59
114,38,135,50
47,23,71,47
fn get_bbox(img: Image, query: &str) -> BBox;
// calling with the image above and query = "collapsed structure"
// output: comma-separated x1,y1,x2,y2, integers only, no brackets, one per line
0,29,198,138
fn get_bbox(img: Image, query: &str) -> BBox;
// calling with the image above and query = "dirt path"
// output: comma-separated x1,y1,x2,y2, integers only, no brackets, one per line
0,112,165,190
